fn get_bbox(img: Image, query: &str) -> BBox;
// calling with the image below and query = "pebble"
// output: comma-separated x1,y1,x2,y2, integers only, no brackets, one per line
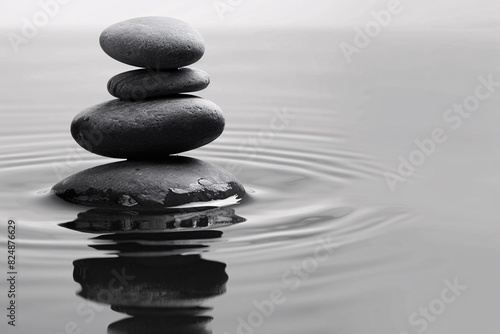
107,67,210,101
71,95,224,159
52,157,246,208
100,16,205,69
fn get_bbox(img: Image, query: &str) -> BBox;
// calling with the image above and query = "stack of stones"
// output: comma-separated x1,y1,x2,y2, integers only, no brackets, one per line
52,17,245,209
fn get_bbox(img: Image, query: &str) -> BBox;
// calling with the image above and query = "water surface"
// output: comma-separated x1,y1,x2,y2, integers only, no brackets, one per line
1,28,500,333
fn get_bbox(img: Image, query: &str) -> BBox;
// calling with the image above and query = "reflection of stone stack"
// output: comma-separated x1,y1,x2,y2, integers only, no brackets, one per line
73,255,228,309
65,207,244,334
74,254,226,334
52,17,245,209
60,207,246,233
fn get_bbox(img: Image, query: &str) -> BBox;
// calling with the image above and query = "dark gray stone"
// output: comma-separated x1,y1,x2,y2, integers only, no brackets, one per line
52,157,246,208
99,16,205,69
107,68,210,101
71,95,224,159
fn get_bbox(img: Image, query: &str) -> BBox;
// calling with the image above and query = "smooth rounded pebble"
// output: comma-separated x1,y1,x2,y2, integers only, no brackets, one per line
107,68,210,101
52,157,246,208
100,16,205,69
71,95,224,159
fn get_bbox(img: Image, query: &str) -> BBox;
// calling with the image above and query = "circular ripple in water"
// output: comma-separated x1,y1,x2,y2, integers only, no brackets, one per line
0,105,391,260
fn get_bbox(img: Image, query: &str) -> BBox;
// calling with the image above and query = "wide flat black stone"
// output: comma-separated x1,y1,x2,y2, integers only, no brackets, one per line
52,157,245,209
71,96,225,159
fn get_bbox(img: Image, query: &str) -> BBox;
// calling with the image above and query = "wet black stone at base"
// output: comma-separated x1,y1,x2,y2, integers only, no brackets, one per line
51,157,245,209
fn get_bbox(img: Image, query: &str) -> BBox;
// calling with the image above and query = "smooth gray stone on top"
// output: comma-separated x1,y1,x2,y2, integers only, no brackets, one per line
71,95,224,159
52,157,246,208
107,68,210,101
100,16,205,69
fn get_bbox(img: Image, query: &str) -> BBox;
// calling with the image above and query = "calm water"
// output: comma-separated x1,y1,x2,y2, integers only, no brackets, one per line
1,28,500,333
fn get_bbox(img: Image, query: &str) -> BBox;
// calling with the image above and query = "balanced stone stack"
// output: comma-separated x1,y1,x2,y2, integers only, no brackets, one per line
52,17,245,209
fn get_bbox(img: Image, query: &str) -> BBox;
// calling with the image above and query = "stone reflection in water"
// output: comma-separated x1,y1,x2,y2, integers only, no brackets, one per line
63,207,245,334
108,314,213,334
73,255,228,308
61,206,245,233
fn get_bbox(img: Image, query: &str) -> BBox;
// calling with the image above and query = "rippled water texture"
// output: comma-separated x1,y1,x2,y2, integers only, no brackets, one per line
2,29,500,333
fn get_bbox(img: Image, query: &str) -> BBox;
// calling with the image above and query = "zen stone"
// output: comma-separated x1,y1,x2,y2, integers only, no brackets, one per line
107,68,210,101
71,95,224,159
51,157,246,208
100,16,205,69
